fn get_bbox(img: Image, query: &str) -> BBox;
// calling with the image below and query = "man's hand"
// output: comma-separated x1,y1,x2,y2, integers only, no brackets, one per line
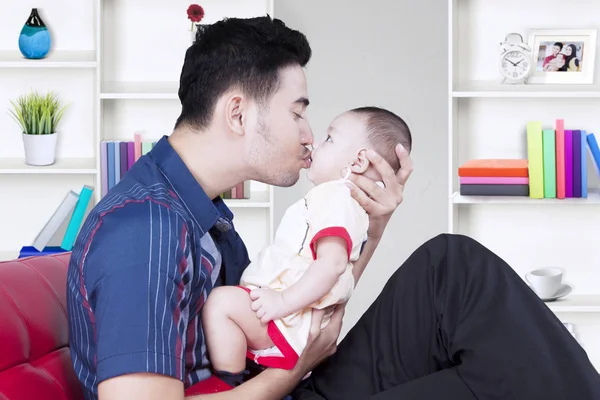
250,288,290,323
293,304,345,375
344,143,413,238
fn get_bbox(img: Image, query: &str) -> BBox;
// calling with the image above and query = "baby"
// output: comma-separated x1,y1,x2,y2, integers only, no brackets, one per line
202,106,412,387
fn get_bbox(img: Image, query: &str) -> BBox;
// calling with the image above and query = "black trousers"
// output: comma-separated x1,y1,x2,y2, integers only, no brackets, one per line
291,233,600,400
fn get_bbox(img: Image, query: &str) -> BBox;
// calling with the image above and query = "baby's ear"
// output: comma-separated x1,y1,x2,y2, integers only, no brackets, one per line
350,149,370,174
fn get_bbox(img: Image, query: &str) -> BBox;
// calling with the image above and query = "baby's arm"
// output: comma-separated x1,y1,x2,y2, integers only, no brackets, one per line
250,235,348,323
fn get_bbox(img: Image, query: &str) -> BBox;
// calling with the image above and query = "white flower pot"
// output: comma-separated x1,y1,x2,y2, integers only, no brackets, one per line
22,132,58,166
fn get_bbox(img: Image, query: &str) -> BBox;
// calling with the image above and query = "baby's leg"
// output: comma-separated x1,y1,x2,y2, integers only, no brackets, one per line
203,286,274,373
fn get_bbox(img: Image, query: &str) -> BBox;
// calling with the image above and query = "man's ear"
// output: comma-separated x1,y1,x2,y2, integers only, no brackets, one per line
350,149,370,174
225,94,245,136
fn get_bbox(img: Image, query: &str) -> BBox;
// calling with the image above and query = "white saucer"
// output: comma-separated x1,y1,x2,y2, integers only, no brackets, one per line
529,283,573,302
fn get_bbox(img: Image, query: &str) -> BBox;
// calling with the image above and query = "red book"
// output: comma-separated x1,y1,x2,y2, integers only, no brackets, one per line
555,119,566,198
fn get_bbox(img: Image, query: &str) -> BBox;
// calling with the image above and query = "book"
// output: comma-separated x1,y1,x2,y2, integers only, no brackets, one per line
60,185,95,251
457,159,528,177
526,121,544,198
564,130,573,198
580,130,587,198
460,184,529,196
542,129,556,198
586,133,600,177
101,142,108,197
31,190,79,251
573,130,581,197
555,119,566,199
19,246,67,258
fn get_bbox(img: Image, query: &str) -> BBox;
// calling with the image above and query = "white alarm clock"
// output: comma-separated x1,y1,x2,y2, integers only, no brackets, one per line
499,33,532,84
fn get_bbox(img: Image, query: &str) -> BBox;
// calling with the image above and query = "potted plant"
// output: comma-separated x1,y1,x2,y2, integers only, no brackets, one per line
8,90,68,166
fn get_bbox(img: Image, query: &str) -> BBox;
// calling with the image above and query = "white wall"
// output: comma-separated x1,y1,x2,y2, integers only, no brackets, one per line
273,0,449,337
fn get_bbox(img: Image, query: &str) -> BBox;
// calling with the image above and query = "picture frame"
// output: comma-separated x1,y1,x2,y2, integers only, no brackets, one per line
527,29,597,84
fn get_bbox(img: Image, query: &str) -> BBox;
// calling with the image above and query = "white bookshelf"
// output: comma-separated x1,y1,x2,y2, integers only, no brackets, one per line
449,0,600,369
0,0,275,263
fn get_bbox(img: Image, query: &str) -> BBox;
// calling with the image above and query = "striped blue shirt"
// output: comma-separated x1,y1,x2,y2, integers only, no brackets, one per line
66,136,250,399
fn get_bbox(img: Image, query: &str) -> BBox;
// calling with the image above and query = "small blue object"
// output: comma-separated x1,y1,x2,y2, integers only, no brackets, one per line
18,8,51,59
19,246,67,258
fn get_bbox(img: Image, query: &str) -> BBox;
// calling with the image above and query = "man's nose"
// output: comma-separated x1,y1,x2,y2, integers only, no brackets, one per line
301,122,314,146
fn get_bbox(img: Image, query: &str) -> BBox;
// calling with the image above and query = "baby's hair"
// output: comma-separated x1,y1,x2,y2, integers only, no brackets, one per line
349,106,412,172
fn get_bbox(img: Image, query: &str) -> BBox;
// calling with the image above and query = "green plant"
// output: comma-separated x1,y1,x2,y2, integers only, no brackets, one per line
8,90,68,135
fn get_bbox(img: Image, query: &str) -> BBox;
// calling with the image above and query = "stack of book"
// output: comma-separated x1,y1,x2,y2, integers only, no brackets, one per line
20,185,95,258
100,132,156,196
526,119,600,199
458,159,530,196
221,182,251,199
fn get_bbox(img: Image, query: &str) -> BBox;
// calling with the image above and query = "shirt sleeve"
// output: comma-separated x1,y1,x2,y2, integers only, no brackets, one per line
83,200,191,383
305,180,369,261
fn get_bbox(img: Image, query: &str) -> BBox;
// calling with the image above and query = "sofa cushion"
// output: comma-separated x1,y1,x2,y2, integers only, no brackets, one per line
0,254,83,400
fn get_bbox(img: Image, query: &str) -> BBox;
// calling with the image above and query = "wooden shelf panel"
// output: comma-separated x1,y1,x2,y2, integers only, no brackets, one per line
452,189,600,205
0,50,97,68
100,81,179,99
0,158,97,174
453,81,600,98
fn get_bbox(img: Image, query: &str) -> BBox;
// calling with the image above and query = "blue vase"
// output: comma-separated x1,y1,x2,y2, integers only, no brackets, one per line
18,8,51,59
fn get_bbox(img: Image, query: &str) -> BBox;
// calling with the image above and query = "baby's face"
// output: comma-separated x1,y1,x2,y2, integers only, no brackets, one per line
307,111,369,185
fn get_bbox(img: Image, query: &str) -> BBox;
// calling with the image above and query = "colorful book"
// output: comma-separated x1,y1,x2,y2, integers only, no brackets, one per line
586,133,600,177
460,184,529,196
526,121,544,198
142,141,153,155
60,185,95,251
581,130,587,198
459,177,529,184
564,130,573,198
107,141,115,191
134,132,142,161
19,246,68,258
31,190,79,251
120,141,128,180
542,129,556,198
114,140,121,187
555,119,566,199
101,141,108,197
458,159,528,177
573,130,581,197
127,142,135,170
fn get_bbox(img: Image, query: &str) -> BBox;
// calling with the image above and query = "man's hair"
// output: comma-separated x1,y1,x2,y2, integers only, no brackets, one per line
175,16,312,130
350,106,412,172
554,42,563,50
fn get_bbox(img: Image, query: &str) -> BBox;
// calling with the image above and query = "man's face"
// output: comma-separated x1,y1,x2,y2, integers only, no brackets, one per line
553,45,561,55
246,64,314,187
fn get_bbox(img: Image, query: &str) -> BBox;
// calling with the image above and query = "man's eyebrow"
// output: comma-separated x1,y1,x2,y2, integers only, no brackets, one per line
294,97,310,107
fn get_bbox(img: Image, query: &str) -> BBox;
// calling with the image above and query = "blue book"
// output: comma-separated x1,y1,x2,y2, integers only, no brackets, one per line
60,185,95,251
19,246,67,258
581,130,587,198
107,141,115,190
587,133,600,178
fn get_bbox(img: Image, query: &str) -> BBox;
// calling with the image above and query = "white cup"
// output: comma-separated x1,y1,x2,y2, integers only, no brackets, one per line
526,268,563,298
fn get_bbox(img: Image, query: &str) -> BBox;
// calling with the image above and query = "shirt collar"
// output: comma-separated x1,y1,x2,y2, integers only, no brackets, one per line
148,135,233,233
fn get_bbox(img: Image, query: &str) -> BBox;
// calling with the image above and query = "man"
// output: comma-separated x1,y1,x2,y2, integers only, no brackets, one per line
67,16,600,400
543,41,563,69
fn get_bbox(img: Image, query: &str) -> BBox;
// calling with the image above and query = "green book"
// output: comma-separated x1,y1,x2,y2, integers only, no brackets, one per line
526,121,544,198
542,129,556,198
141,141,153,155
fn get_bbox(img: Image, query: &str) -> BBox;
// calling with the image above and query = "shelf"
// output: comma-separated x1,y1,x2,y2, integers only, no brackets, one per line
0,251,18,263
0,50,97,68
0,158,97,174
452,189,600,204
100,82,179,99
453,81,600,98
223,191,271,208
546,295,600,313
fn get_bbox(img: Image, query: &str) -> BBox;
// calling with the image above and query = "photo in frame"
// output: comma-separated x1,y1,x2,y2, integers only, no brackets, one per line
527,29,597,84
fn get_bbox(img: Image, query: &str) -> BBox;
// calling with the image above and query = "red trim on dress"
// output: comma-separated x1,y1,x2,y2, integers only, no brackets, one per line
184,375,233,395
237,286,300,370
309,226,352,260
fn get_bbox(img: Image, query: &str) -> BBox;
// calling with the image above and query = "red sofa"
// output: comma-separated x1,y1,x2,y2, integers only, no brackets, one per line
0,253,84,400
0,253,232,399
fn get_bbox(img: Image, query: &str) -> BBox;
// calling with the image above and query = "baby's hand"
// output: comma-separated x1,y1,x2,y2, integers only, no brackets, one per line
249,288,289,324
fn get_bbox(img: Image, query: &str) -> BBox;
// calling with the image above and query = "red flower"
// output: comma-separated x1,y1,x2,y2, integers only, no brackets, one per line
187,4,204,23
